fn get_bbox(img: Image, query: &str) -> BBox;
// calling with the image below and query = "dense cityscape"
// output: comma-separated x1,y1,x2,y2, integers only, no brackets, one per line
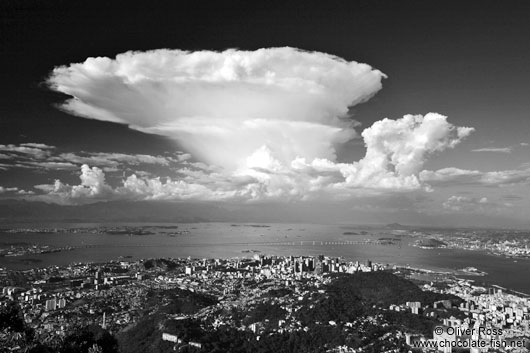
409,228,530,259
1,249,530,352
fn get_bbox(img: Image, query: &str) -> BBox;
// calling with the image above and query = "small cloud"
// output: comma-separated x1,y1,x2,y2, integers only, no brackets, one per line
20,143,56,149
419,168,481,185
54,152,174,168
33,165,114,204
24,161,78,170
0,186,19,193
174,152,192,162
442,195,507,214
0,144,182,172
17,189,35,195
0,144,52,159
521,142,529,146
471,147,512,153
421,167,530,187
130,170,152,178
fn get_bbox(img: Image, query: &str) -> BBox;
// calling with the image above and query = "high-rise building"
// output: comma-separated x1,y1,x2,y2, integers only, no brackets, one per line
45,298,57,311
314,258,323,275
94,270,103,285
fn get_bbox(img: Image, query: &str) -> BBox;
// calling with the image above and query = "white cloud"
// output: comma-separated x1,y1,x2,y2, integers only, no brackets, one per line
0,144,52,159
443,195,484,212
17,189,35,195
20,143,55,149
50,153,118,168
442,195,511,214
32,164,255,204
521,142,529,146
288,113,473,193
47,47,386,171
420,168,482,185
72,164,114,198
40,47,480,204
0,186,33,196
471,147,512,153
479,169,530,186
0,186,19,193
0,144,176,171
24,161,79,170
355,113,473,179
53,152,172,168
420,167,530,187
174,153,192,162
34,165,113,204
30,113,474,204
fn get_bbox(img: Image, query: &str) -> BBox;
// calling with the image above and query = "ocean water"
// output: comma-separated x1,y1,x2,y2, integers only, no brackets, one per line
1,222,529,294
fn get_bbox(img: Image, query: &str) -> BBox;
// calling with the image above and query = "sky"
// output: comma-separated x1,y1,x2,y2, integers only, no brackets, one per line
0,0,529,227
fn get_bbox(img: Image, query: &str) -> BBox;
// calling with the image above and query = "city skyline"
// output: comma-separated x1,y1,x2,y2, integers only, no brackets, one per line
1,0,529,228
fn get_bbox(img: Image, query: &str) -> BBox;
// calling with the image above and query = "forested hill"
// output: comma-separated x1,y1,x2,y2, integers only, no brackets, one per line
327,271,458,307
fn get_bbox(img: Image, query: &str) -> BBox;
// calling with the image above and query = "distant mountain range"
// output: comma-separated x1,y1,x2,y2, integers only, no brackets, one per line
0,199,236,223
385,222,409,229
0,199,526,229
0,199,385,224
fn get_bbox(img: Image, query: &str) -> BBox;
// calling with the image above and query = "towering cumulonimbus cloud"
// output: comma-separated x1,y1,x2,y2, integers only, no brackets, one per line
47,47,386,170
42,47,475,204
